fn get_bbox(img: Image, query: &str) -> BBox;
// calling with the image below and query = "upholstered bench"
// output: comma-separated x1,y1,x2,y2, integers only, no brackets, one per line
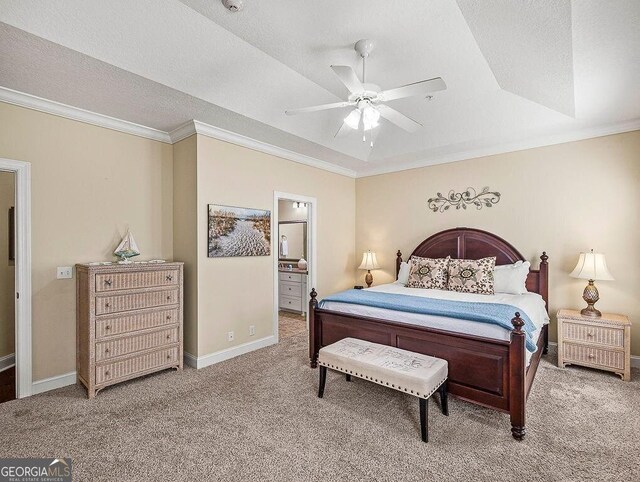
317,337,449,442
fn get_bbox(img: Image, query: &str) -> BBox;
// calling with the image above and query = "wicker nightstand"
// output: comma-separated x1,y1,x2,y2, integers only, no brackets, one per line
557,309,631,381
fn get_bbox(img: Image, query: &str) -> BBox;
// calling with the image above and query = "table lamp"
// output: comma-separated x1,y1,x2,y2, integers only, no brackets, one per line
358,250,380,288
569,249,614,317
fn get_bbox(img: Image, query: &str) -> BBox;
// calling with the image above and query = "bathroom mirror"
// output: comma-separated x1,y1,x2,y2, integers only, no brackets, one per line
278,221,307,261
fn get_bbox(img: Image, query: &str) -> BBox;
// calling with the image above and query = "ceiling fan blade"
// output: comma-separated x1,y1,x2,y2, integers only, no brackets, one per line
285,101,353,116
376,104,423,133
378,77,446,102
334,122,352,138
331,65,365,94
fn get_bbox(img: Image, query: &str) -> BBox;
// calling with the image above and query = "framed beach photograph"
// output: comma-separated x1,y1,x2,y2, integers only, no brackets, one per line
208,204,271,258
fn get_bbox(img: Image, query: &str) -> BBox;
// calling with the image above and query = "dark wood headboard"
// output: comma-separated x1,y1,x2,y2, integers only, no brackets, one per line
396,228,548,309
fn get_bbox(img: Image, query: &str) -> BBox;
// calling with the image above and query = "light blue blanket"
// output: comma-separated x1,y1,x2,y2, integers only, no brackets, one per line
319,289,538,353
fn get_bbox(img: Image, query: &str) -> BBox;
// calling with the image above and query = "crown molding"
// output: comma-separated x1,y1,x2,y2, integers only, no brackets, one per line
0,86,356,177
173,120,357,178
357,118,640,178
3,86,638,180
0,86,172,143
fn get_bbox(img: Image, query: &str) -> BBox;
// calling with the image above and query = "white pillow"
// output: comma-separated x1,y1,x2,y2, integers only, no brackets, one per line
397,261,411,286
493,260,530,295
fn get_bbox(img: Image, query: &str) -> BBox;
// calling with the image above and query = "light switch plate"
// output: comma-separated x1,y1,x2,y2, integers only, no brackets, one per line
56,266,73,279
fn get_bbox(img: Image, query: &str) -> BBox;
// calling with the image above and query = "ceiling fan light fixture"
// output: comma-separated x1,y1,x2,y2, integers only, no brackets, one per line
362,105,380,131
344,109,361,130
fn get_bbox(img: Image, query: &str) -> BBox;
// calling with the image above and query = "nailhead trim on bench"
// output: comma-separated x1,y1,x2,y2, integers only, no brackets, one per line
318,361,447,399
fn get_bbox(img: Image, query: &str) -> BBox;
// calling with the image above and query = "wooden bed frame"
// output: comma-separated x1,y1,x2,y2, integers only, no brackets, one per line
309,227,549,440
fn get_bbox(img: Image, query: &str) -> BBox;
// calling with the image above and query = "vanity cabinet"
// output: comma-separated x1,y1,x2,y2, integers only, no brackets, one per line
279,271,307,314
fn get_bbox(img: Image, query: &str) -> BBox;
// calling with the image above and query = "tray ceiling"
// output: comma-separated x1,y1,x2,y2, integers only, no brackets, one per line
0,0,638,177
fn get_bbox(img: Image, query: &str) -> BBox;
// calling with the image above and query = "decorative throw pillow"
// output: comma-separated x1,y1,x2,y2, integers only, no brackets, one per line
447,257,496,295
407,256,450,290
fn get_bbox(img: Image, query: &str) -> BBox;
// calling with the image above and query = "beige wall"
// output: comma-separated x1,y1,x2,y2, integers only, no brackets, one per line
356,130,640,356
0,103,173,380
172,135,198,356
0,171,15,359
194,135,356,356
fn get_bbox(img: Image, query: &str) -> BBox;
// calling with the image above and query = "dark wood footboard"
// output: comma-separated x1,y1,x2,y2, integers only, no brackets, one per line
309,289,548,440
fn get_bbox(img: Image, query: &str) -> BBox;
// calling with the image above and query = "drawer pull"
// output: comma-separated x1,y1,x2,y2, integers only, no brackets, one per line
587,332,593,337
105,348,110,354
166,295,171,301
166,355,171,360
105,370,110,376
166,275,173,282
105,302,110,308
105,325,111,331
588,353,595,359
104,279,112,286
166,335,171,340
166,315,172,320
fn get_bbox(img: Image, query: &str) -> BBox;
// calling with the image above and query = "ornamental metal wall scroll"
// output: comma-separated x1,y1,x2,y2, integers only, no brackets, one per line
427,187,501,213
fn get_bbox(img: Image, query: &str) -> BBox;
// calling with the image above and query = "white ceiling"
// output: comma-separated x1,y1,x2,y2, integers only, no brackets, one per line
0,0,638,177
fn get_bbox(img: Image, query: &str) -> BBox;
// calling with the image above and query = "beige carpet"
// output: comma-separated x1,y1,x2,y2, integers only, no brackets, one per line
278,310,307,339
1,335,638,482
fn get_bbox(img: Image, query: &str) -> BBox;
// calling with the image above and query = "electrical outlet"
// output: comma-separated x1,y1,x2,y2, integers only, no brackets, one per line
249,325,256,336
56,266,73,279
228,331,234,342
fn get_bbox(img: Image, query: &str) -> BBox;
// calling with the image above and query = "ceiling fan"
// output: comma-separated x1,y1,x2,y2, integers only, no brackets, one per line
285,39,446,146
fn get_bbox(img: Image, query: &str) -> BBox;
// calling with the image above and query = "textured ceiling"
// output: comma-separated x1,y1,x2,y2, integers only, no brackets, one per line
0,0,638,176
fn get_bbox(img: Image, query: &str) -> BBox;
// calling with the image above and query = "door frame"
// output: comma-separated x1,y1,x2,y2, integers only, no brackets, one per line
0,158,32,398
273,191,317,342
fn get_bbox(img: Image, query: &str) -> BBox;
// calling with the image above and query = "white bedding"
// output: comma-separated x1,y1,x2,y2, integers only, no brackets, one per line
320,282,550,365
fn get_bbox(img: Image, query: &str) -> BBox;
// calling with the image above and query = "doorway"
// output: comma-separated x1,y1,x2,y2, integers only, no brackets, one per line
273,192,316,343
0,171,15,403
0,158,32,400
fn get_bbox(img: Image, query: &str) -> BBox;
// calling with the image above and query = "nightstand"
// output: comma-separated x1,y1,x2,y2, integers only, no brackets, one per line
557,309,631,381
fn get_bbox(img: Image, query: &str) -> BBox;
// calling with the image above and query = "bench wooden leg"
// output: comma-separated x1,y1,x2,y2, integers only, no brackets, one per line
438,382,449,416
318,366,327,398
419,398,428,443
345,373,351,382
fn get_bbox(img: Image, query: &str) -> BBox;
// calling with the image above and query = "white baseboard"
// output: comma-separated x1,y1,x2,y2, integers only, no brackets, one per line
31,371,77,395
184,335,277,370
0,353,15,372
548,341,640,368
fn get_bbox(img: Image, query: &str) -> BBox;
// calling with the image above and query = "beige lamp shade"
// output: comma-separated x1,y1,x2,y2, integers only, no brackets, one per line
570,250,614,281
358,251,380,270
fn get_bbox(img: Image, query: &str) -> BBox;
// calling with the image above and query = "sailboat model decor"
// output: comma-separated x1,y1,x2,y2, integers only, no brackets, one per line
114,231,140,264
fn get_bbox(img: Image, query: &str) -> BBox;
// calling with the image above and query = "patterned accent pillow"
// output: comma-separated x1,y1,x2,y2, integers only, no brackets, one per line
407,256,450,290
447,257,496,295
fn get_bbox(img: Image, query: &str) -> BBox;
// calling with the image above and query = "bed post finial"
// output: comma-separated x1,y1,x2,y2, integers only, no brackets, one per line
511,312,525,332
396,250,403,279
540,251,548,264
310,288,318,308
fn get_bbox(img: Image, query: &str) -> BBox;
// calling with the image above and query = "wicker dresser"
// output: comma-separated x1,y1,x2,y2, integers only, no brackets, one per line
557,309,631,381
76,262,184,398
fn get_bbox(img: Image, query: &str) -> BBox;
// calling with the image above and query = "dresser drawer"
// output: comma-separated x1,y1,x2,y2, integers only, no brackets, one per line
279,272,302,283
280,281,302,297
96,309,178,338
95,327,179,362
95,269,178,292
95,346,179,385
562,322,624,348
562,342,625,370
96,289,178,315
280,295,302,311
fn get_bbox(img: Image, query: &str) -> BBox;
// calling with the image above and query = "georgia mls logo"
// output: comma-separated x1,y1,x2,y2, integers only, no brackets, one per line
0,457,72,482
